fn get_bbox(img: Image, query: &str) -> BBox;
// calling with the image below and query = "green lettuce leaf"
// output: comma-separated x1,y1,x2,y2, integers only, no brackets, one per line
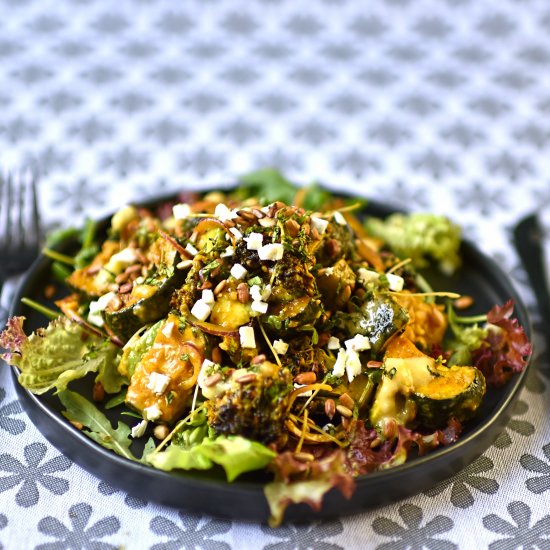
119,320,162,378
58,389,136,461
148,435,276,481
1,316,124,395
365,212,462,274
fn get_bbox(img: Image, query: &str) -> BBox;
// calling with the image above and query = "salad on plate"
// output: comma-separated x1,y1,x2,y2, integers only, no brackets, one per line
0,170,532,525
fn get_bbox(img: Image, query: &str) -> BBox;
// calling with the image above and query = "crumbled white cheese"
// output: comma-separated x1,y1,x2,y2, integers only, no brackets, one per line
251,300,268,314
310,216,329,235
386,273,405,292
220,245,235,258
250,285,263,302
190,299,212,321
144,404,162,421
147,372,170,394
87,291,116,327
332,349,347,378
161,321,175,338
131,420,148,438
202,289,215,304
273,339,289,355
229,227,243,240
214,203,238,222
230,263,248,280
185,242,199,256
239,326,256,349
258,243,284,261
333,211,348,226
345,349,362,382
244,232,263,251
345,334,371,352
357,268,380,286
173,203,192,219
327,336,341,350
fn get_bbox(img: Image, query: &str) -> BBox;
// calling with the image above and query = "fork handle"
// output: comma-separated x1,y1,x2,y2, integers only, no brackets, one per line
513,213,550,328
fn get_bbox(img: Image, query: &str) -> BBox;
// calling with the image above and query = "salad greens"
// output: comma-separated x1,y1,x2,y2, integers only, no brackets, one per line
0,171,531,526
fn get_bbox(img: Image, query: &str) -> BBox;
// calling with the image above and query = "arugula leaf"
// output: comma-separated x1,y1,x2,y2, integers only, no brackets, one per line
58,390,136,461
301,183,331,211
141,437,157,464
148,435,275,481
0,317,123,395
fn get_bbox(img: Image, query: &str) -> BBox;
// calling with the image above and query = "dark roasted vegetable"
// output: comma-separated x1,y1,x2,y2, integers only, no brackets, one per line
413,364,486,429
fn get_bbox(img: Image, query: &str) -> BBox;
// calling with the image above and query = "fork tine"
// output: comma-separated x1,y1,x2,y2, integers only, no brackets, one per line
22,170,41,249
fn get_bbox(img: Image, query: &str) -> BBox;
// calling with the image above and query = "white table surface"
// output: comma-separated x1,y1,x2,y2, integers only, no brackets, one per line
1,1,550,548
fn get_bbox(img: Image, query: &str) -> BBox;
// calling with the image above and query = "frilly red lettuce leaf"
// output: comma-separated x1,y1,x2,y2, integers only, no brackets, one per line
1,316,124,394
473,300,532,386
264,450,355,527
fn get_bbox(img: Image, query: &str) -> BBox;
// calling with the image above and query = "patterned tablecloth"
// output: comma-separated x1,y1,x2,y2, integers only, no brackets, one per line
1,1,550,548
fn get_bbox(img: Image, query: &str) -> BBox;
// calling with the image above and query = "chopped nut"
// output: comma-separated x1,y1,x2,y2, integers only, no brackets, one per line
284,218,300,237
44,284,56,300
341,284,352,303
339,393,355,409
295,371,317,385
336,404,353,418
326,238,341,259
237,282,250,303
70,421,84,430
454,295,474,309
325,398,336,420
237,209,257,222
86,264,101,275
203,373,222,387
118,282,133,294
92,382,105,402
213,279,227,295
251,354,266,365
235,373,257,384
211,346,222,364
311,227,320,241
153,425,170,440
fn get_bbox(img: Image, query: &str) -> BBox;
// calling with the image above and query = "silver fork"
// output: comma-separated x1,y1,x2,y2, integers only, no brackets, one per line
0,169,42,300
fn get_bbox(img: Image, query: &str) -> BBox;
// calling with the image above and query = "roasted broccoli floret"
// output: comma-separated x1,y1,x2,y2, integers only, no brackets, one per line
207,361,293,444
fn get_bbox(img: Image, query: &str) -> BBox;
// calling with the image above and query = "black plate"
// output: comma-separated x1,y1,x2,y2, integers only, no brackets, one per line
8,197,532,523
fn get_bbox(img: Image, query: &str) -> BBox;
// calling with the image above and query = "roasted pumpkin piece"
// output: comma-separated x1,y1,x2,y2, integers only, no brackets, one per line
316,258,356,309
66,241,121,297
125,315,206,423
413,365,486,429
370,335,486,429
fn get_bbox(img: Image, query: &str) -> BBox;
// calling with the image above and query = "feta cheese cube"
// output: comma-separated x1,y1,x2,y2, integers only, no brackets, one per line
310,216,329,235
273,339,289,355
230,263,248,280
250,285,263,302
147,372,170,394
229,227,243,240
358,268,380,286
345,334,371,352
220,245,235,258
258,243,284,261
345,349,362,382
239,326,256,349
191,299,212,321
386,273,405,292
87,291,116,327
161,321,175,338
214,203,238,222
327,336,340,350
185,243,199,256
131,420,148,438
244,232,263,251
144,404,162,421
251,300,268,314
202,289,215,304
333,211,348,226
173,203,192,219
332,349,347,378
